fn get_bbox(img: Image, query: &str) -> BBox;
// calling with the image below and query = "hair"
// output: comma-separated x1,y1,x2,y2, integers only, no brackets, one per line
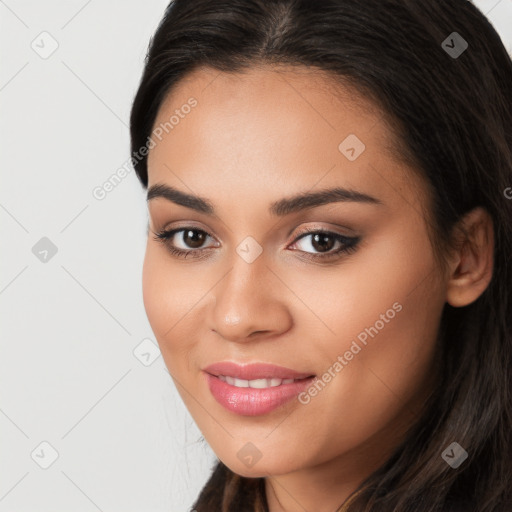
129,1,512,510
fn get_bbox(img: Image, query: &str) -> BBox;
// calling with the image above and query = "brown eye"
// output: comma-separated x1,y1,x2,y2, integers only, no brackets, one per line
180,229,208,249
289,229,361,261
153,226,359,262
153,227,218,260
309,233,336,253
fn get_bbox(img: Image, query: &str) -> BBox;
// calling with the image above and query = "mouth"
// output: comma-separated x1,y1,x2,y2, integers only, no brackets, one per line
202,361,316,416
215,375,307,388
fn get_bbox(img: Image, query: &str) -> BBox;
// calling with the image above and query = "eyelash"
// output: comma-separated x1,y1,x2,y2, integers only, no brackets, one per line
152,226,360,261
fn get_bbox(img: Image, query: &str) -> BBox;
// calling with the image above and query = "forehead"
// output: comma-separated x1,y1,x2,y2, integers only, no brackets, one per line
160,64,378,114
147,64,427,215
151,64,387,149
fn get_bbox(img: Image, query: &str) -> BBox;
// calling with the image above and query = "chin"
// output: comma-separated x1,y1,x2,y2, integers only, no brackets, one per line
222,456,297,479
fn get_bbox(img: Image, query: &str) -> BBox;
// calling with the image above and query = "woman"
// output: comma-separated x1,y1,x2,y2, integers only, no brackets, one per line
129,0,512,510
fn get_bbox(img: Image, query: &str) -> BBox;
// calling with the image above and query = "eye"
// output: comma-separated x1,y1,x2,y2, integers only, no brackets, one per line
288,228,360,261
153,226,360,262
152,227,217,259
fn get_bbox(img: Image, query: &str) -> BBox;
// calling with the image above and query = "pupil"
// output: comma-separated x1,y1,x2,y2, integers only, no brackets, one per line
312,233,334,252
184,230,205,248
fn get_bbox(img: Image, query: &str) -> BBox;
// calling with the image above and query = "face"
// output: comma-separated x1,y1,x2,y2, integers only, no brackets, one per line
143,65,446,480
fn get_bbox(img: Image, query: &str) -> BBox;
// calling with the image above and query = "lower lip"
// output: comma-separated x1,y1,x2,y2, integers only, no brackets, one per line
204,372,315,416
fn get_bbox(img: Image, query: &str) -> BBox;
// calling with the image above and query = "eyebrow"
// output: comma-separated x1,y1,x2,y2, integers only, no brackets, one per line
146,183,384,216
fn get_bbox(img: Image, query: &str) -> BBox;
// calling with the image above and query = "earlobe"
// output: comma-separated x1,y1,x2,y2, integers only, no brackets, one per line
445,207,494,308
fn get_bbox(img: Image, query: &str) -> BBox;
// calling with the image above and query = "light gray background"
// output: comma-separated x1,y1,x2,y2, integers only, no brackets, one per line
1,1,511,511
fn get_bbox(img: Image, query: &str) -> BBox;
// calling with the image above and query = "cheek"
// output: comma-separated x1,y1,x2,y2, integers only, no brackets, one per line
142,242,168,337
290,227,443,445
317,295,441,457
141,243,200,368
287,224,439,354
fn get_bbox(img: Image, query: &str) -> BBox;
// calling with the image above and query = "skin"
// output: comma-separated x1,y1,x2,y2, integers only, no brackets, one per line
142,64,494,512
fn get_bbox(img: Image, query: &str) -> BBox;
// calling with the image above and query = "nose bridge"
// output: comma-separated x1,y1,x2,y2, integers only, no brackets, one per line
209,243,291,341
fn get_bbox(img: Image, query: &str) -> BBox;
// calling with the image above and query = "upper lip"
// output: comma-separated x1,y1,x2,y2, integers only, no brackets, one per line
203,361,315,380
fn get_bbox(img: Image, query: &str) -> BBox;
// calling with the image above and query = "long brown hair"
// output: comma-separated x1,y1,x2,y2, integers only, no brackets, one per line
130,1,512,510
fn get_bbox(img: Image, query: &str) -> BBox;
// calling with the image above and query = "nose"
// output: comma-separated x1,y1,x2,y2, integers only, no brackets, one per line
208,251,293,343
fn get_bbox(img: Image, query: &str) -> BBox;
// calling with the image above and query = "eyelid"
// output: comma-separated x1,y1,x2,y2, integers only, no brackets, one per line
289,223,358,240
157,221,219,242
157,222,355,246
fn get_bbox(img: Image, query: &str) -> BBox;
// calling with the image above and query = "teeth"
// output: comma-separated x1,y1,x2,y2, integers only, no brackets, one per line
234,377,249,387
218,375,299,388
250,378,272,389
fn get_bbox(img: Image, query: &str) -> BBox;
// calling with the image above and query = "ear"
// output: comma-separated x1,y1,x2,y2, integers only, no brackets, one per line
445,207,494,307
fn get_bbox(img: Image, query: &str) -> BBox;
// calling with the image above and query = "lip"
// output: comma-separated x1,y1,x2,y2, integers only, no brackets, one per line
202,361,316,416
203,361,315,380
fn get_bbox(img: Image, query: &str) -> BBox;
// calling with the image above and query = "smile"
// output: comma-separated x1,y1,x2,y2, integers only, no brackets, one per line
217,375,298,388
